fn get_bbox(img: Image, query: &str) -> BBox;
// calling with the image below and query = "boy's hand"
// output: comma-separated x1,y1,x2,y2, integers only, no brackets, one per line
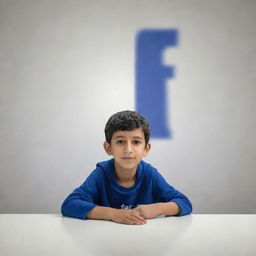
110,209,147,225
134,204,161,219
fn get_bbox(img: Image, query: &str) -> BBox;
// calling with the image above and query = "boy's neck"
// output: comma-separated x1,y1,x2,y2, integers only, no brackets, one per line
114,163,137,187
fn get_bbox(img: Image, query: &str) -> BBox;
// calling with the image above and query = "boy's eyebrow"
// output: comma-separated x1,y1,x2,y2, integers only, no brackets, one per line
113,136,125,139
113,135,143,140
133,136,143,140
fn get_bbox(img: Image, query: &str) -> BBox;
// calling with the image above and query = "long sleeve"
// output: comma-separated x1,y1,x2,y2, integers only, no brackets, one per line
61,159,192,219
152,169,192,216
61,170,99,219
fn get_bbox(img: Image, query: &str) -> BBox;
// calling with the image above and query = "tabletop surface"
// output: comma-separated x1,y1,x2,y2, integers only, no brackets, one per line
0,214,255,256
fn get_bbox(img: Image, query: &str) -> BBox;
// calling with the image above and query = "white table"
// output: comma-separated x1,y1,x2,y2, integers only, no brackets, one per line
0,214,255,256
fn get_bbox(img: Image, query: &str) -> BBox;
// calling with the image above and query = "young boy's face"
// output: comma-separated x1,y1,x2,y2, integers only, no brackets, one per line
103,128,151,173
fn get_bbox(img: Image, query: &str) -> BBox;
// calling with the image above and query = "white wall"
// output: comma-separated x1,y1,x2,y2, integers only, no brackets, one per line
0,0,255,214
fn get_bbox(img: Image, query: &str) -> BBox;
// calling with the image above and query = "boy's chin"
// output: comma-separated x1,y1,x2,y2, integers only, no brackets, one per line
115,160,139,171
120,162,137,170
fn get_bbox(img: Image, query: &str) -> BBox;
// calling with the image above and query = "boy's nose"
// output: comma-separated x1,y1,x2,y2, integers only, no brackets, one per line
124,142,133,154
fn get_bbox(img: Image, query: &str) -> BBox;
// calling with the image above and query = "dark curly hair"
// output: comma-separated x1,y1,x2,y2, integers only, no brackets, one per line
104,110,150,145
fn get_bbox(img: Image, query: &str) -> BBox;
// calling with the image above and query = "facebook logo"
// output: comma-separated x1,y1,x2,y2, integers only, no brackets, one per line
135,29,178,138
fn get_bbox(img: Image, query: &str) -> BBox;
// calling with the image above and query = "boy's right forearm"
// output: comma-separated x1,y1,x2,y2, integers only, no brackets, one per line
86,206,117,221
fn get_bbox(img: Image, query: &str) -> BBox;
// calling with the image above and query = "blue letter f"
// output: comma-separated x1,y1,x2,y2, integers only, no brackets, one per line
135,29,178,138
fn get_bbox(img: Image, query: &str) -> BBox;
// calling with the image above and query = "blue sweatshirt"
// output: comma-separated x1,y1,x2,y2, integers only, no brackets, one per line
61,159,192,219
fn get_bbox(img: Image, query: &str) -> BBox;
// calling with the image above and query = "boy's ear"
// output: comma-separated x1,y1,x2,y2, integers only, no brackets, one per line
103,141,112,156
144,142,151,157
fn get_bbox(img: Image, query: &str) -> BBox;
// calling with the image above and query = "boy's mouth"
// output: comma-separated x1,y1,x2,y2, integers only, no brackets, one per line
122,157,135,160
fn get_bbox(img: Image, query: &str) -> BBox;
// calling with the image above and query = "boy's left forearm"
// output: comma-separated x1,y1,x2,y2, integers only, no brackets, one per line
156,202,181,216
135,202,181,219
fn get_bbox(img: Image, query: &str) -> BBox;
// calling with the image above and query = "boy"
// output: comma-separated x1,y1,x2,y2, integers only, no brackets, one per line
61,110,192,225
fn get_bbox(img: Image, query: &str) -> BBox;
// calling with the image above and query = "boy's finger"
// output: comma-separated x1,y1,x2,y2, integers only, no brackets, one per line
129,217,146,225
131,210,143,218
131,212,146,222
128,214,142,223
132,209,145,218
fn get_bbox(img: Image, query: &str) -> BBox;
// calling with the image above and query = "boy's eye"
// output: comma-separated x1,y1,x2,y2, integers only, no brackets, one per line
133,140,142,144
116,140,124,144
